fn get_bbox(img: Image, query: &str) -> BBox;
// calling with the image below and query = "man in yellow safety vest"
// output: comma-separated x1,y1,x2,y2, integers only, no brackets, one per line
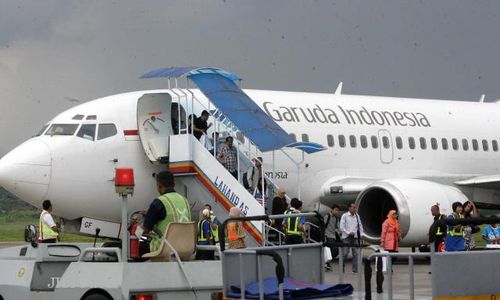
196,208,215,260
283,198,304,245
39,200,60,243
141,171,192,254
429,204,447,252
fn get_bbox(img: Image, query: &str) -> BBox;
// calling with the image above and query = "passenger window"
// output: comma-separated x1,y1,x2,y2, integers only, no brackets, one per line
45,124,79,136
371,136,379,149
419,137,427,150
327,134,334,147
35,124,49,136
97,124,118,140
472,139,479,151
493,140,499,152
301,134,309,142
338,135,346,148
431,138,438,150
462,139,469,151
441,138,448,150
408,137,415,150
395,136,403,149
360,135,368,148
382,136,390,149
349,135,357,148
76,124,96,141
452,138,458,150
289,133,296,141
482,139,489,151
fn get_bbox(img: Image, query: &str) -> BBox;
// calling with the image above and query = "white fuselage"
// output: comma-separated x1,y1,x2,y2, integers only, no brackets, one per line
245,90,500,206
0,89,498,227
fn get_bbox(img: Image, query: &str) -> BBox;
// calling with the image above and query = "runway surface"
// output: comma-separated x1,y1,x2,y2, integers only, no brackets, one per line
0,242,432,299
324,261,432,299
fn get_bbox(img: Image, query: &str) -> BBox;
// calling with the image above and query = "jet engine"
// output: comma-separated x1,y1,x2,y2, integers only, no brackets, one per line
356,179,468,246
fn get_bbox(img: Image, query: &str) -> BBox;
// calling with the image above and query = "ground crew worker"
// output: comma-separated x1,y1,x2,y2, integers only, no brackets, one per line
283,198,304,245
444,202,465,252
39,200,60,243
141,171,192,255
204,204,219,244
196,209,215,260
428,204,447,251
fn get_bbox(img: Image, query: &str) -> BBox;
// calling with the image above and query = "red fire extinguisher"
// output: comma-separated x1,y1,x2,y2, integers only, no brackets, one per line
128,221,139,260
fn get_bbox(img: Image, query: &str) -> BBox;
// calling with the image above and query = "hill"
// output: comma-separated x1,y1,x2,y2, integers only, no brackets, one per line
0,187,37,213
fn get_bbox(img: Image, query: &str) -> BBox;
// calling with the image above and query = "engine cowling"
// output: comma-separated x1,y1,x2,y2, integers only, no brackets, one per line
356,179,468,246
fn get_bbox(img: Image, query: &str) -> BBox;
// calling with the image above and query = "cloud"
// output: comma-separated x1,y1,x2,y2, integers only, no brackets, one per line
1,0,500,155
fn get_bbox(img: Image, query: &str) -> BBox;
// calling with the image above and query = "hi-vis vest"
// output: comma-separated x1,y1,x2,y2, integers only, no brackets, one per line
447,213,464,237
227,222,240,241
436,215,445,236
210,215,219,243
285,210,301,236
197,219,212,243
39,210,58,240
150,192,191,252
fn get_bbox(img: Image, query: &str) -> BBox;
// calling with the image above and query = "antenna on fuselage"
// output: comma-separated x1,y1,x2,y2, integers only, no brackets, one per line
334,82,343,95
479,94,486,103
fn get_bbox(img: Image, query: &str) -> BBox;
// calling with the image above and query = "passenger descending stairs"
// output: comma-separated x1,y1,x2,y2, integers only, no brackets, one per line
168,134,265,246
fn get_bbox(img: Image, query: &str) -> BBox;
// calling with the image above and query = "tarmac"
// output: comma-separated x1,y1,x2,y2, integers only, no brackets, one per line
0,242,22,249
0,242,432,299
324,260,432,299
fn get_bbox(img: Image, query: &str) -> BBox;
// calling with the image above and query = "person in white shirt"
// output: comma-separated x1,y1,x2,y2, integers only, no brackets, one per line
339,202,364,273
39,200,60,243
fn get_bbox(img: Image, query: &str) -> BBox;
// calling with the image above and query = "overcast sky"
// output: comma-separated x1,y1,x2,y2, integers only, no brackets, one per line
1,0,500,155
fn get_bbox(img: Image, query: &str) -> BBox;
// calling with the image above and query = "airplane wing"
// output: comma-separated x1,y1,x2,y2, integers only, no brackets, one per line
454,175,500,190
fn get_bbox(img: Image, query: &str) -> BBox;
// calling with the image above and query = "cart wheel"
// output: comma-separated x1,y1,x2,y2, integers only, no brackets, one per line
82,292,111,300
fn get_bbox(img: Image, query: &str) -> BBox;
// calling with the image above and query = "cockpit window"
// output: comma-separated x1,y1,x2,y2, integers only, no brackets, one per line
97,124,117,140
86,115,97,120
35,124,49,136
45,124,79,136
76,124,96,141
72,115,84,120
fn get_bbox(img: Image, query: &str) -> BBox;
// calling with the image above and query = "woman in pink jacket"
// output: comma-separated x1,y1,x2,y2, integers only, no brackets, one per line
381,210,401,252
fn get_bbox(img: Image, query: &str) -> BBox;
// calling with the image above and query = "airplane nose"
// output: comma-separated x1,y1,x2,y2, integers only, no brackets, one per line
0,139,52,205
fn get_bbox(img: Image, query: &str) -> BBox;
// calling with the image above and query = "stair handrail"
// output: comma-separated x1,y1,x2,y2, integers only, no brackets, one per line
304,221,321,243
182,86,295,205
264,223,285,246
219,212,318,251
236,145,292,203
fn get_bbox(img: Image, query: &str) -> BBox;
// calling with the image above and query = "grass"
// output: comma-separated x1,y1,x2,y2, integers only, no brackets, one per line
0,207,493,246
0,210,96,243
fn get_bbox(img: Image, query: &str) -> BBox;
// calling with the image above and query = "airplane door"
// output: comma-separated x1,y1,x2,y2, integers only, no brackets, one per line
378,129,393,164
137,93,173,163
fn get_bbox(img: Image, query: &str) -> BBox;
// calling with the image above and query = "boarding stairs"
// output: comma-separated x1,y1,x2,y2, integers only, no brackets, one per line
169,133,272,246
140,66,300,246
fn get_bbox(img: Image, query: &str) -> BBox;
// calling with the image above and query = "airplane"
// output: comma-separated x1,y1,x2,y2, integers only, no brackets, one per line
0,66,499,247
